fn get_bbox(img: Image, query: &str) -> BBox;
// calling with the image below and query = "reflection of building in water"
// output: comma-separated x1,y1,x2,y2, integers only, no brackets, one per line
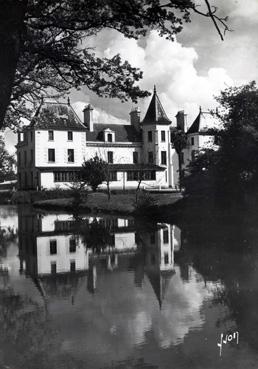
18,209,181,306
138,223,181,308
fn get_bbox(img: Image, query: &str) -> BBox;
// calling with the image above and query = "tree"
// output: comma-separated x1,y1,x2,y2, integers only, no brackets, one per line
215,82,258,198
170,128,187,189
81,155,107,191
0,137,16,183
80,218,114,254
0,0,229,130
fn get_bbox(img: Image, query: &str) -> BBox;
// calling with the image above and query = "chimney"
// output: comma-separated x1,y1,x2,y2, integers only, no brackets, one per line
176,110,188,132
130,107,141,131
83,104,94,131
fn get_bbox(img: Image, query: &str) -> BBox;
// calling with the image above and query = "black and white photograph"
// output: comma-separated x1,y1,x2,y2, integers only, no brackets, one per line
0,1,258,368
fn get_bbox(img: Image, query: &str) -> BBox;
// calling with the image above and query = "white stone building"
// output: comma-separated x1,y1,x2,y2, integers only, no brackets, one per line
179,108,220,170
16,86,220,190
16,87,180,190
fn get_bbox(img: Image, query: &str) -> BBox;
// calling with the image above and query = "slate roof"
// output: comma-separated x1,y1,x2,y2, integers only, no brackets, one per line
187,111,220,135
142,87,171,125
30,101,87,131
86,124,142,142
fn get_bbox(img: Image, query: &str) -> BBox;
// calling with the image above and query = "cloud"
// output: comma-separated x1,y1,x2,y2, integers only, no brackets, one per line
86,30,233,125
72,101,128,125
43,265,214,366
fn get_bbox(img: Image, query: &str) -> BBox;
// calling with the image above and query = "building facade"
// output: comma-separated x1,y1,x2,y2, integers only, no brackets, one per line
16,87,219,191
16,87,180,190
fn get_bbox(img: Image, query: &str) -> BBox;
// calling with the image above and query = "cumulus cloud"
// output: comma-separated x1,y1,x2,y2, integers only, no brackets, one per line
72,101,128,125
78,30,233,126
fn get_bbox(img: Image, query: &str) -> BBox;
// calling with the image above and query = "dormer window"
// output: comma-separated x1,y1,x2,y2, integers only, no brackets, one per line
48,130,54,141
68,131,73,141
104,129,115,143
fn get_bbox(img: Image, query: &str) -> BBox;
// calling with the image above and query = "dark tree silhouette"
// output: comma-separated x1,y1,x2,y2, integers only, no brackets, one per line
81,155,108,191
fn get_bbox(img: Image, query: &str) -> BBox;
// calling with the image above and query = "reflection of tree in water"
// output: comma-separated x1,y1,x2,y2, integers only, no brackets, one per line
0,287,88,369
74,217,115,254
0,226,17,257
178,215,258,350
0,287,52,369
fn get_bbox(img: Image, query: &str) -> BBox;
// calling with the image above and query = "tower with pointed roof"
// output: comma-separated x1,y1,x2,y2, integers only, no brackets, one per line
141,86,177,187
182,108,220,168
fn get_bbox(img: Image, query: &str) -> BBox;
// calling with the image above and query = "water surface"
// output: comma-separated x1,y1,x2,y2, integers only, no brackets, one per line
0,205,258,369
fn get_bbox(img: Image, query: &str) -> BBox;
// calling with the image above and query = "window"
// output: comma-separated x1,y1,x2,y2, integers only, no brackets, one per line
50,240,57,254
24,151,27,166
54,171,80,182
151,254,156,265
51,262,56,274
161,130,166,142
48,130,54,141
69,238,76,253
30,149,33,163
67,149,74,163
48,149,55,162
127,171,138,181
163,228,169,244
107,133,113,142
30,172,33,187
18,133,21,142
148,151,153,164
133,152,138,164
148,131,152,142
68,131,73,141
107,151,113,163
30,131,33,141
109,171,117,181
164,252,169,265
18,153,21,166
191,137,194,145
161,151,167,165
127,170,156,181
70,260,76,272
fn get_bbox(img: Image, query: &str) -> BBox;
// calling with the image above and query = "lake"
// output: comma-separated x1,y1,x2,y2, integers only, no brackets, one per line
0,205,258,369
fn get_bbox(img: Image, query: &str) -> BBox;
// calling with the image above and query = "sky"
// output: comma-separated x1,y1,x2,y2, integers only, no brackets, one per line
4,0,258,153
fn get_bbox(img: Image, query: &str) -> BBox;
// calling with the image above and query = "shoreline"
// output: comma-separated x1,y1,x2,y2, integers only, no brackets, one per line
32,192,183,216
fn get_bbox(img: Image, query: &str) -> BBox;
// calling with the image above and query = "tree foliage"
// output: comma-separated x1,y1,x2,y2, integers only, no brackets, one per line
0,137,16,183
0,0,228,130
81,155,108,191
80,218,114,254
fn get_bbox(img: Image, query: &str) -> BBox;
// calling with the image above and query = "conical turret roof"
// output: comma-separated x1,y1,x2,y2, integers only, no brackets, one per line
142,86,171,125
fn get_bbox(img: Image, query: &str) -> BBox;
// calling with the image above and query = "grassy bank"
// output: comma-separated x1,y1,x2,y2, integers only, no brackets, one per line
33,191,182,215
